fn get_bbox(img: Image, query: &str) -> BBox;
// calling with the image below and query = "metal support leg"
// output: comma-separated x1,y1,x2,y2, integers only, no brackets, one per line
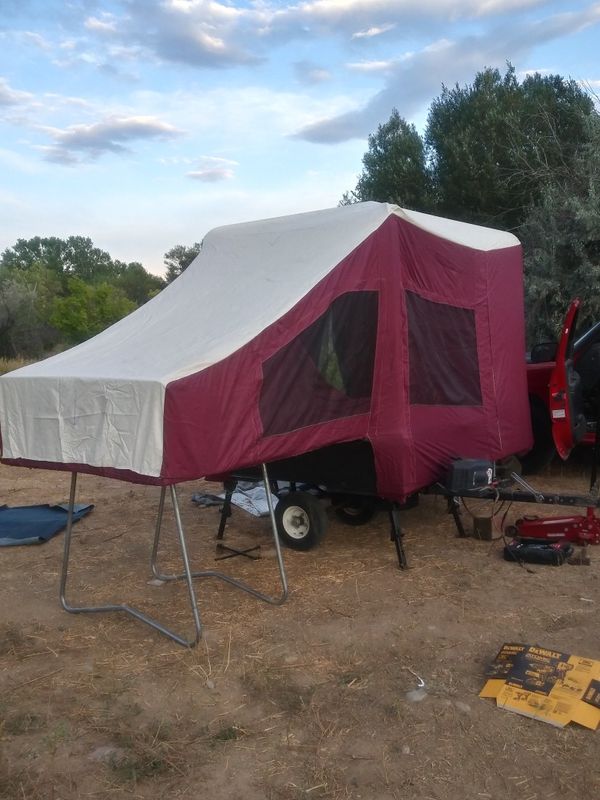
389,504,408,570
216,482,234,540
151,463,288,606
61,472,202,648
448,496,467,538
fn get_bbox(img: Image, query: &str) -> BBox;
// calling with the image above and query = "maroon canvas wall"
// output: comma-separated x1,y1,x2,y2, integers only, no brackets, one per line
160,215,532,499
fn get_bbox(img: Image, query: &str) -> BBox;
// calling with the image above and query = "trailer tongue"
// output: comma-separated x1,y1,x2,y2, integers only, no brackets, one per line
436,326,600,552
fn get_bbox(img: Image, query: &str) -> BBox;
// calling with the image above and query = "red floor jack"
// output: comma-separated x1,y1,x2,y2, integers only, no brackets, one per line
437,464,600,562
509,459,600,547
513,505,600,546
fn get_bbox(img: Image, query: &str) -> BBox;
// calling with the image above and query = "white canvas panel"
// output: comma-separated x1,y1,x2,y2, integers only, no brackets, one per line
398,208,519,251
10,202,393,385
0,376,165,476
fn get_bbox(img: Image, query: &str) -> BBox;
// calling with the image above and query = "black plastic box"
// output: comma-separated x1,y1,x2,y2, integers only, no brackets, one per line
444,459,495,492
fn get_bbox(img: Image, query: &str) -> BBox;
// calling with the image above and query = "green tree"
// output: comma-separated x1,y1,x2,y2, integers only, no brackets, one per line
0,235,116,283
0,236,164,356
426,66,595,229
0,278,39,357
49,278,136,344
341,110,431,210
0,264,63,357
0,235,163,301
114,261,164,305
342,65,599,344
520,114,600,342
1,236,67,276
164,243,202,283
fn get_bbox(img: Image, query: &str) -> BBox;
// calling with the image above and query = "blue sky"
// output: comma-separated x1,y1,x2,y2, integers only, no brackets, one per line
1,0,599,276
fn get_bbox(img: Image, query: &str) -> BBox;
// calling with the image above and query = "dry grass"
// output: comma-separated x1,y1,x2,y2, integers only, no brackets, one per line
0,623,26,656
1,464,600,799
0,357,33,375
0,759,46,800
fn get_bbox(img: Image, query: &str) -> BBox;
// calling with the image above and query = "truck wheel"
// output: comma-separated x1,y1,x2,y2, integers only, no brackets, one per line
334,497,377,526
519,395,556,474
275,492,327,550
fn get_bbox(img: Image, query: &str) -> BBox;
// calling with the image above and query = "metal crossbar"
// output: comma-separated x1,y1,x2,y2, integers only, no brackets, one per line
60,463,288,648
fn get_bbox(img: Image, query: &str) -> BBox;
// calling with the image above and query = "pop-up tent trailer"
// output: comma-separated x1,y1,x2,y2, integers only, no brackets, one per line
0,202,533,645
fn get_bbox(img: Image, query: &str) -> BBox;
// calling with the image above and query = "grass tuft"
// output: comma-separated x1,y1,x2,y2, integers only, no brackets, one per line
0,357,32,376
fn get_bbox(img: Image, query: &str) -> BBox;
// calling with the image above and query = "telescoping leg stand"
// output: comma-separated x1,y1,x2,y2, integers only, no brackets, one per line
60,464,288,648
389,504,409,569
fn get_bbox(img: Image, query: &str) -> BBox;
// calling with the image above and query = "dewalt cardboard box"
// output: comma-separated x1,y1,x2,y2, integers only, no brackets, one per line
480,643,600,729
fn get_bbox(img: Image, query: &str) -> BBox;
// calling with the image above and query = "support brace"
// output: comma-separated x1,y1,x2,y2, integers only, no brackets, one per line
60,463,288,648
151,464,288,606
389,504,408,569
214,482,261,560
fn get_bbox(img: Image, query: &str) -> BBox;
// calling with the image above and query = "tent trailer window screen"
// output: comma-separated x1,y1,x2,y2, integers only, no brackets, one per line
260,291,378,435
406,290,482,406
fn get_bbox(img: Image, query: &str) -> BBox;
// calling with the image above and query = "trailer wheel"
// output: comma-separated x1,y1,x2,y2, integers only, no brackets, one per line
275,492,327,550
334,497,377,526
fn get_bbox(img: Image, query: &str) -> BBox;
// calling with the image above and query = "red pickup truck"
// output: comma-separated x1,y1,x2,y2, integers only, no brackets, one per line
522,300,600,472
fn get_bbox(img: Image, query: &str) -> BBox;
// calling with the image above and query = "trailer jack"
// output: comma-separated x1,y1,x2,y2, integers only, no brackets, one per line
513,506,600,546
432,465,600,548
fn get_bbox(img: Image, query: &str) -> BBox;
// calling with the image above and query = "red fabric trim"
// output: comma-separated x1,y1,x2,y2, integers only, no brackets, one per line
0,458,167,485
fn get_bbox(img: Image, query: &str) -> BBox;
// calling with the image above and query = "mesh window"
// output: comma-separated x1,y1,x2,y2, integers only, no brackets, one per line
406,290,482,406
260,292,378,435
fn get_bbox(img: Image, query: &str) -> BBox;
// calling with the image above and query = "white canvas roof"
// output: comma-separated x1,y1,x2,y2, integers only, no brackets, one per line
0,202,519,478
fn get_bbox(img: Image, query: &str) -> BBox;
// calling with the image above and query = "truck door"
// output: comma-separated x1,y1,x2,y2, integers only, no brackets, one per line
549,299,587,459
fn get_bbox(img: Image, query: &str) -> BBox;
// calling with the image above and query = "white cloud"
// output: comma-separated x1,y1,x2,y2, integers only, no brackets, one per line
295,4,600,142
128,84,364,144
187,155,238,181
187,166,235,181
71,0,552,71
267,0,549,41
21,31,52,50
352,23,396,39
346,60,396,73
120,0,262,68
43,93,94,110
159,156,195,166
517,67,553,79
0,77,33,107
199,156,238,167
473,0,549,15
39,116,184,164
294,60,332,85
85,15,119,34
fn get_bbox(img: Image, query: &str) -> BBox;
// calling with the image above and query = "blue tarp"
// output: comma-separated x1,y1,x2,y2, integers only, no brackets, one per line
0,503,94,547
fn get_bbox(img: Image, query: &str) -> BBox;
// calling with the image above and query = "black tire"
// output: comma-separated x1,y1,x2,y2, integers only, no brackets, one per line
334,496,377,526
519,395,556,475
275,492,327,550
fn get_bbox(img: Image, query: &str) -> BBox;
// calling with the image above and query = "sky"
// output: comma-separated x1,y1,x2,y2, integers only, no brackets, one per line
1,1,599,276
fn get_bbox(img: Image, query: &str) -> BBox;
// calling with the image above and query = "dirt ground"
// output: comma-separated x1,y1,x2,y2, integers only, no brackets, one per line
1,459,599,800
